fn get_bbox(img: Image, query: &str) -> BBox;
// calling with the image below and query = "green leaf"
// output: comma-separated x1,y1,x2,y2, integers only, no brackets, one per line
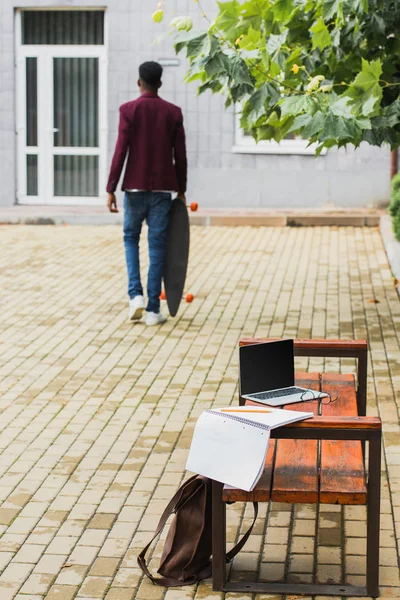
198,81,223,95
186,33,208,58
255,112,295,142
215,0,240,37
217,0,240,15
345,58,383,116
260,48,270,71
302,111,326,138
243,83,281,126
323,0,342,21
238,26,261,50
310,17,332,51
287,113,313,133
230,83,253,103
280,95,314,117
330,96,353,118
204,52,231,77
274,0,294,21
269,61,282,77
152,9,164,23
321,111,362,142
369,14,386,35
231,57,253,85
207,35,221,58
384,100,400,128
174,29,209,54
267,31,288,55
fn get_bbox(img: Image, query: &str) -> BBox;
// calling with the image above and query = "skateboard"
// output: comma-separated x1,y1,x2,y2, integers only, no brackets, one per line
163,198,198,317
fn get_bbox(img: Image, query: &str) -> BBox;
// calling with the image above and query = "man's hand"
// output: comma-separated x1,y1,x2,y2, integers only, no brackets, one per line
107,193,119,213
177,192,186,202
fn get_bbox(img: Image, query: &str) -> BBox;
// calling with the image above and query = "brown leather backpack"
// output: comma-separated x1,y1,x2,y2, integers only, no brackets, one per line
137,475,258,587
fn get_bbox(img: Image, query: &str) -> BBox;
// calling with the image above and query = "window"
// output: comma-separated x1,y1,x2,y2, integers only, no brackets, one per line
21,10,104,45
233,113,326,155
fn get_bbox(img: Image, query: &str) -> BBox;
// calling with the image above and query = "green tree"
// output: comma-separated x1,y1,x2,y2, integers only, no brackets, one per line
389,173,400,240
153,0,400,153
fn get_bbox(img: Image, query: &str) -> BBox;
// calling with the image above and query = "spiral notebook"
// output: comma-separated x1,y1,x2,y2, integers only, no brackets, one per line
186,406,313,492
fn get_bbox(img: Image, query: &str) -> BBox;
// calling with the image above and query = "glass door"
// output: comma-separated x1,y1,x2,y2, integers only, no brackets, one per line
52,56,100,201
16,10,107,205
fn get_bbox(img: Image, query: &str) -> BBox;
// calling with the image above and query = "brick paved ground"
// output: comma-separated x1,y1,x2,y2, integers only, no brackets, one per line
0,225,399,600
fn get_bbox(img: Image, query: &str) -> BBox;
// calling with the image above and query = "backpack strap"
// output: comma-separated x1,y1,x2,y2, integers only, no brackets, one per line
137,475,199,587
226,501,258,562
137,478,258,587
190,501,259,581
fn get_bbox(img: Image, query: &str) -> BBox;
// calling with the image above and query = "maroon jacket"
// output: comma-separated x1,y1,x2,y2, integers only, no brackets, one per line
106,92,187,194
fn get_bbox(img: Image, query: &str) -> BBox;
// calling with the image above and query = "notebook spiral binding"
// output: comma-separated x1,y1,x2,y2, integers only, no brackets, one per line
204,410,270,431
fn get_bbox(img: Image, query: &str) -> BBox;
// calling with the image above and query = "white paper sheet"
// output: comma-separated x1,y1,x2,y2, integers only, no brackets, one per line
186,410,270,492
186,407,313,492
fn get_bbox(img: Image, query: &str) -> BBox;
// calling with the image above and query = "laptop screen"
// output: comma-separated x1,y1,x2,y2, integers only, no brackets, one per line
239,339,295,396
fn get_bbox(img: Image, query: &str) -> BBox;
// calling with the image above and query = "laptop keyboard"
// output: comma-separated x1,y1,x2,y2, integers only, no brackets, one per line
248,387,306,400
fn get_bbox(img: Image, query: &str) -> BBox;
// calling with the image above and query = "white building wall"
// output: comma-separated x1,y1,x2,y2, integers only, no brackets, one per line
0,0,392,208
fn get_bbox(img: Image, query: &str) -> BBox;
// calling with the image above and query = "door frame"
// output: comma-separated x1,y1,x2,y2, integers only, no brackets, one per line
15,8,108,206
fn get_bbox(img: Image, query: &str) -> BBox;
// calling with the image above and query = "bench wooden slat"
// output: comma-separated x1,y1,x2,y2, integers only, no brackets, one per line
271,373,320,504
320,373,367,505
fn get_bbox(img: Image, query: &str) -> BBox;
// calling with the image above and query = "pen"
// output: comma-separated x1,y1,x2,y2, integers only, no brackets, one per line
220,408,273,414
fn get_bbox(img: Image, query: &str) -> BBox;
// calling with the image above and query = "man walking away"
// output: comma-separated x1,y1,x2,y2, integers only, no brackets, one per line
106,61,187,326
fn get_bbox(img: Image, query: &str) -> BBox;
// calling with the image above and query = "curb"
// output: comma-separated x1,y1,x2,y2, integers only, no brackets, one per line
189,214,381,227
0,210,382,228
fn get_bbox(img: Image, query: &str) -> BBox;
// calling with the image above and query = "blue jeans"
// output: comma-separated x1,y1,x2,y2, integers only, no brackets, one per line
123,191,172,313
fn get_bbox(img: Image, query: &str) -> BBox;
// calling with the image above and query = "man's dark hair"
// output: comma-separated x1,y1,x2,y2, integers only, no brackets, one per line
139,61,163,88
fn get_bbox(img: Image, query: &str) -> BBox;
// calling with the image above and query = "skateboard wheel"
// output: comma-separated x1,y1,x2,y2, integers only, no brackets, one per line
185,293,194,303
160,290,166,300
189,202,198,212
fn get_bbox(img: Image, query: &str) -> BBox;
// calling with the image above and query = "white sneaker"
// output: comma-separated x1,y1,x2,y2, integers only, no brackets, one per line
146,311,167,326
129,295,145,321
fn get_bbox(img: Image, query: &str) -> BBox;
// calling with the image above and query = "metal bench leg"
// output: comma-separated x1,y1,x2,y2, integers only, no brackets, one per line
366,432,381,598
212,480,226,591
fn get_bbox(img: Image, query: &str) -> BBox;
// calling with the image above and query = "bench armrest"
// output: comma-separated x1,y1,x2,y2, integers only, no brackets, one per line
268,415,382,442
239,338,368,417
281,416,381,429
239,338,367,355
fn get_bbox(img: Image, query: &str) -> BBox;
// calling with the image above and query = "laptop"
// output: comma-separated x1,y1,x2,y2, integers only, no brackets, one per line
239,339,327,407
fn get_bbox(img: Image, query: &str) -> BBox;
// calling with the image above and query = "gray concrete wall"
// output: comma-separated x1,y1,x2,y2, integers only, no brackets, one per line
0,0,392,208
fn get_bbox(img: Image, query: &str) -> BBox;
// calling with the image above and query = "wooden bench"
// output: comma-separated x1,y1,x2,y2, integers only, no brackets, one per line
212,339,382,598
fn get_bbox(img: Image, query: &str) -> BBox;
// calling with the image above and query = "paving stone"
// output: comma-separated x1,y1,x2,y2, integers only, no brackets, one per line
55,564,88,586
105,589,135,600
317,546,341,564
33,554,67,575
0,225,399,600
45,585,78,600
316,563,342,584
19,573,55,595
112,567,141,587
89,557,120,577
79,576,112,598
67,546,99,567
0,561,34,583
12,544,46,564
0,552,14,571
0,510,19,526
291,536,315,554
88,514,118,530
